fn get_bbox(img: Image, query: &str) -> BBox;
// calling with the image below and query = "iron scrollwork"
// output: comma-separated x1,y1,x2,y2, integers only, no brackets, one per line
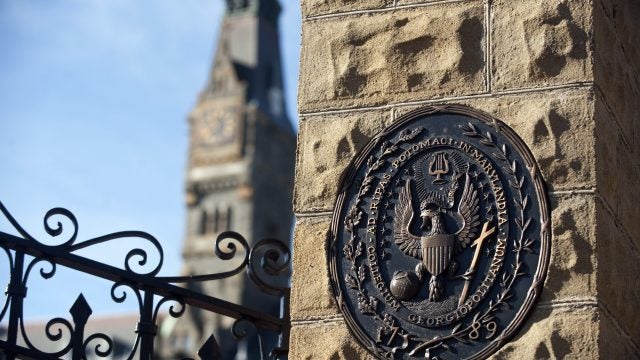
0,201,291,360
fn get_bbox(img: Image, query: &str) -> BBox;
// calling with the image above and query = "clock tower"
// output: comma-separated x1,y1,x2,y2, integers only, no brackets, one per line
162,0,295,357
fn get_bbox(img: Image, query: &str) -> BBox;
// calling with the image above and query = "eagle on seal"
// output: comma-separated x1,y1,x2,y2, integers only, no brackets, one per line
393,153,481,302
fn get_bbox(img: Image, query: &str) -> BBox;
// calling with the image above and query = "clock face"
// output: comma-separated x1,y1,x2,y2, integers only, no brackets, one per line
193,107,238,148
190,100,243,166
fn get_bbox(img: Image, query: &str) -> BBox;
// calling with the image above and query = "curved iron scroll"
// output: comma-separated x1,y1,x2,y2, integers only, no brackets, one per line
0,201,291,360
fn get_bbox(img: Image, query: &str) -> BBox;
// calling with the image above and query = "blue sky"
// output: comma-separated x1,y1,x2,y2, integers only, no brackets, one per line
0,1,301,319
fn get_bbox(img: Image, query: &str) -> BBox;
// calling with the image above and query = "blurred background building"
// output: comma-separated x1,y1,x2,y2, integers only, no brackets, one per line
159,0,295,358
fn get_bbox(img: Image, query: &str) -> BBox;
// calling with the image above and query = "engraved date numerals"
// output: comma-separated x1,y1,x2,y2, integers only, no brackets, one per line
468,320,498,341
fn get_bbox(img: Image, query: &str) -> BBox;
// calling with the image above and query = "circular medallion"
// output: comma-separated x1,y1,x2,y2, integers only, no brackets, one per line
328,105,550,360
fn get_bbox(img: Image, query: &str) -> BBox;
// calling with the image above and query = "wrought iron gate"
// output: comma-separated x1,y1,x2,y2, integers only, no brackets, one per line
0,201,290,360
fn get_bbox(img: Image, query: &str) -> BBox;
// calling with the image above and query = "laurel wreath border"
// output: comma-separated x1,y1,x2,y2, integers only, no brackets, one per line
328,104,550,360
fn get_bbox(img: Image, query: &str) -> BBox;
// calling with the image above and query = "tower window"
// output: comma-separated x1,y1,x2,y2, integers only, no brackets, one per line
199,206,233,235
199,209,208,235
209,208,219,234
218,206,231,231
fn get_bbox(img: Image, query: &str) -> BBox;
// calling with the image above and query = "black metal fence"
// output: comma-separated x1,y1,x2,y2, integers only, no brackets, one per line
0,202,290,360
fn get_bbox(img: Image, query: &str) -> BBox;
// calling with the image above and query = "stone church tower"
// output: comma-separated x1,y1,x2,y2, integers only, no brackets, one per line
162,0,295,358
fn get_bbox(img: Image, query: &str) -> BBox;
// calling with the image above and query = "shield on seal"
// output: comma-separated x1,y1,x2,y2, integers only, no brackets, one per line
421,233,454,276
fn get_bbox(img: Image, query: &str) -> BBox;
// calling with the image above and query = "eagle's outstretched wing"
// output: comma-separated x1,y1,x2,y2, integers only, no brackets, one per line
454,173,481,254
394,181,422,259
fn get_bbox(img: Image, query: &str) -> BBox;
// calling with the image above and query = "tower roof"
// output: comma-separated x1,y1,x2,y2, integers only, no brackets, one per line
225,0,281,25
200,0,292,133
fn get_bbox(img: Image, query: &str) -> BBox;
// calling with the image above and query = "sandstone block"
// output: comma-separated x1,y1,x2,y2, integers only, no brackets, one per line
598,311,640,359
593,2,640,155
394,88,596,191
637,116,640,162
302,0,392,18
614,143,640,246
290,216,338,320
492,0,592,90
299,4,486,113
489,306,599,360
594,0,640,76
541,194,597,303
294,110,392,212
596,200,640,341
594,99,619,212
289,321,376,359
396,0,482,5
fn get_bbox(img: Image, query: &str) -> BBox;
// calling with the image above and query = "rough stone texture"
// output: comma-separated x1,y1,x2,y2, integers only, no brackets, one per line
302,0,392,18
593,1,640,158
396,0,482,4
615,148,640,245
395,89,596,192
294,110,392,213
594,100,619,213
294,0,640,357
492,0,592,90
594,0,640,73
289,321,376,359
598,311,640,359
489,306,599,360
592,0,640,266
299,3,486,112
290,216,339,320
596,199,640,342
595,96,640,249
542,195,596,303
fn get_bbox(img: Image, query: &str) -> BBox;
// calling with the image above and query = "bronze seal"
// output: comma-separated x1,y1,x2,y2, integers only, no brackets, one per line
328,105,550,359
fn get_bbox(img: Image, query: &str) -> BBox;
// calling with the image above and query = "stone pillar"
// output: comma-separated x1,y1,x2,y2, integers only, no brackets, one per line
291,0,639,358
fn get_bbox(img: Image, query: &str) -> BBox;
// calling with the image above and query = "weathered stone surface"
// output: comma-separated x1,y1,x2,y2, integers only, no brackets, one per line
594,99,619,212
293,0,640,356
396,0,482,4
595,95,639,249
595,90,640,246
395,89,596,191
299,4,486,113
636,113,640,163
596,200,640,341
613,144,640,249
489,306,599,360
492,0,592,90
302,0,392,18
598,311,640,359
541,194,597,303
290,216,338,320
595,96,640,247
594,0,640,80
294,110,392,212
593,2,640,157
289,321,376,359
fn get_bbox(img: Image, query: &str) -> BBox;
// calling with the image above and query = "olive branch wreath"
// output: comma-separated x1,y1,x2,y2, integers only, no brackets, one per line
342,128,423,358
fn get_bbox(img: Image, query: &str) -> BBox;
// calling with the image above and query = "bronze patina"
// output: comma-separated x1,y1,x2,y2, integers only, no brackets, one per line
328,105,550,359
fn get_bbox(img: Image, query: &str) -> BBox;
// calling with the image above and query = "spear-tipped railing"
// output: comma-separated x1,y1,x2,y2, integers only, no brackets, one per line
0,202,290,360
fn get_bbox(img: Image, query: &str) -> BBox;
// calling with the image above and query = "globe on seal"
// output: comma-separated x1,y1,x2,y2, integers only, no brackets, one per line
390,271,420,300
